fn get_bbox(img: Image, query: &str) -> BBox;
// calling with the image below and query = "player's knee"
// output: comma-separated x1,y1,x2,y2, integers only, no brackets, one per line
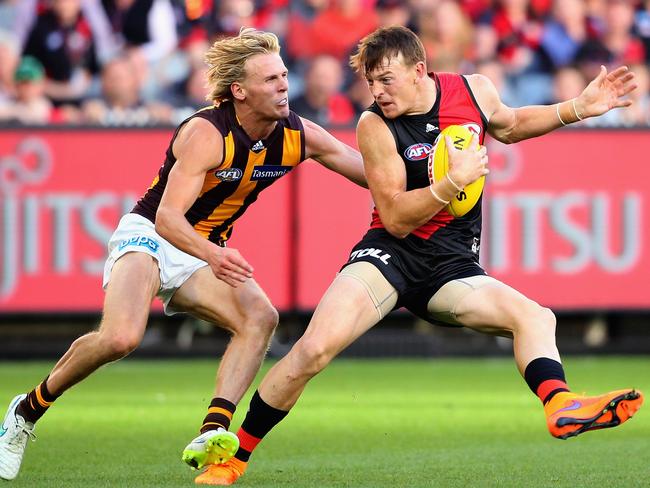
537,306,556,334
242,300,279,337
512,302,556,336
259,304,280,334
100,331,141,360
294,337,334,377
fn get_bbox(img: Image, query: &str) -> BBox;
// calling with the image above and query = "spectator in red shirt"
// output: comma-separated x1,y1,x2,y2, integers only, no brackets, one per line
23,0,100,105
285,0,328,62
305,0,378,61
478,0,546,74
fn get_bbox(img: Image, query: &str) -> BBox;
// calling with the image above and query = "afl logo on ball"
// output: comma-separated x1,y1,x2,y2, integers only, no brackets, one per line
215,168,243,182
404,143,432,161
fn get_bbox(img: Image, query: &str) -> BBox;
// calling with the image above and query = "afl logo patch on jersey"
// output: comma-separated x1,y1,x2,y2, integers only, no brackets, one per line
215,168,243,182
404,143,433,161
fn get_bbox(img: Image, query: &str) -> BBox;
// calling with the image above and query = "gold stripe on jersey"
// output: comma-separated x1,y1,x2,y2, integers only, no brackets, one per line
194,220,216,239
147,175,160,191
227,148,265,206
198,131,236,198
283,127,302,164
149,105,309,244
213,148,267,243
193,145,266,240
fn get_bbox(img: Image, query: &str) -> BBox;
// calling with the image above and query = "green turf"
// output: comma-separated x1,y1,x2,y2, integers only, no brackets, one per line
1,357,648,487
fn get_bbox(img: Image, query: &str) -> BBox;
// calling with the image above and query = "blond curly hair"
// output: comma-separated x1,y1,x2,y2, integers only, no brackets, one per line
205,28,281,103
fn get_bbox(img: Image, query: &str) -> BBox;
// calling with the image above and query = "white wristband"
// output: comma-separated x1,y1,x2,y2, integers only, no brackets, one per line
429,186,450,205
446,174,462,192
572,98,583,121
556,103,567,126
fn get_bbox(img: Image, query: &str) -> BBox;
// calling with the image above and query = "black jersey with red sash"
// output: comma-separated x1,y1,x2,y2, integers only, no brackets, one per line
132,102,305,245
368,72,488,256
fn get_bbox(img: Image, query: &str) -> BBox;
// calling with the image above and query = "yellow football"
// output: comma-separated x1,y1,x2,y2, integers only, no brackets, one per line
428,124,485,217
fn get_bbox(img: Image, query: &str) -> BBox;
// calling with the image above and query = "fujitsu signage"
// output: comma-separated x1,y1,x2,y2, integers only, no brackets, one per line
480,133,649,309
0,131,152,312
0,137,136,299
0,129,648,312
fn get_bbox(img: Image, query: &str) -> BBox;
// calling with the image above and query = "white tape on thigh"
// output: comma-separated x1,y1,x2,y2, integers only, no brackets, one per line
339,261,398,319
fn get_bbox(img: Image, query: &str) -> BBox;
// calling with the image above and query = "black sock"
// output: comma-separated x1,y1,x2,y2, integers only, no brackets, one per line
16,376,59,424
235,391,289,462
524,358,570,404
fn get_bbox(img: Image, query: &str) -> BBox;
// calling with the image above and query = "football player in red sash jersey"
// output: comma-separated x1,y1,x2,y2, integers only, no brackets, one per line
208,26,644,485
0,29,367,482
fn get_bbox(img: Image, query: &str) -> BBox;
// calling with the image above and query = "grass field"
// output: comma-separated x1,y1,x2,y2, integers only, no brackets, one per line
1,357,648,488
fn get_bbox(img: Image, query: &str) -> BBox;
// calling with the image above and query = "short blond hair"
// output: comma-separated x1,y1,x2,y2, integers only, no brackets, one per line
205,28,281,103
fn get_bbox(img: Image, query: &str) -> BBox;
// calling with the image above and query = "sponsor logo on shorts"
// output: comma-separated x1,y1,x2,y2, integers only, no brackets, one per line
349,247,391,265
215,168,243,182
404,143,432,161
250,165,293,181
118,236,160,253
472,237,480,255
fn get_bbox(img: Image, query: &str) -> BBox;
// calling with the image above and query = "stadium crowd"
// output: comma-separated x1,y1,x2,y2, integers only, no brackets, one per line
0,0,648,127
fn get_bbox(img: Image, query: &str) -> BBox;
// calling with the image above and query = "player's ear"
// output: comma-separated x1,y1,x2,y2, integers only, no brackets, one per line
231,82,246,101
414,61,427,84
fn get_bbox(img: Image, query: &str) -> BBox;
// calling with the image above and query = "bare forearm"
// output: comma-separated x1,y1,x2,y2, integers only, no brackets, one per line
380,177,458,238
315,145,368,188
502,100,582,143
346,166,368,188
342,146,368,188
155,207,211,260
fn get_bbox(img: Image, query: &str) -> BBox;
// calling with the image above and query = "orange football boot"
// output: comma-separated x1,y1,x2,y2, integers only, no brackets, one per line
195,458,247,486
545,389,644,439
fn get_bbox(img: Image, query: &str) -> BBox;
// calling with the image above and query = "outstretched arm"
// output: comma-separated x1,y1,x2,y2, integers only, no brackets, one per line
302,117,367,188
470,66,637,144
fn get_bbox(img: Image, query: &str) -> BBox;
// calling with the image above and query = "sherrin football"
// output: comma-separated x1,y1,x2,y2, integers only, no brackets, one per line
428,124,485,217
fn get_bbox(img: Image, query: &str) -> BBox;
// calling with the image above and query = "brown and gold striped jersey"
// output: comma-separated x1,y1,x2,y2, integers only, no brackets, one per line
132,102,305,245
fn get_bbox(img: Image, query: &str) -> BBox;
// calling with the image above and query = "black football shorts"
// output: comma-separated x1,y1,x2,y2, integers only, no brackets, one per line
340,228,487,325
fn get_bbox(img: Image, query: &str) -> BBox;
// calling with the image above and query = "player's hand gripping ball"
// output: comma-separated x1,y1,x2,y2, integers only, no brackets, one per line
428,125,485,217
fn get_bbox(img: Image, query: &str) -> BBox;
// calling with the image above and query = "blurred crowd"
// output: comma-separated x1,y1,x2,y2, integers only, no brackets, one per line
0,0,649,127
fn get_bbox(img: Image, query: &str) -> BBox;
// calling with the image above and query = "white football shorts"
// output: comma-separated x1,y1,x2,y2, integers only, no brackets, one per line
102,213,209,315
